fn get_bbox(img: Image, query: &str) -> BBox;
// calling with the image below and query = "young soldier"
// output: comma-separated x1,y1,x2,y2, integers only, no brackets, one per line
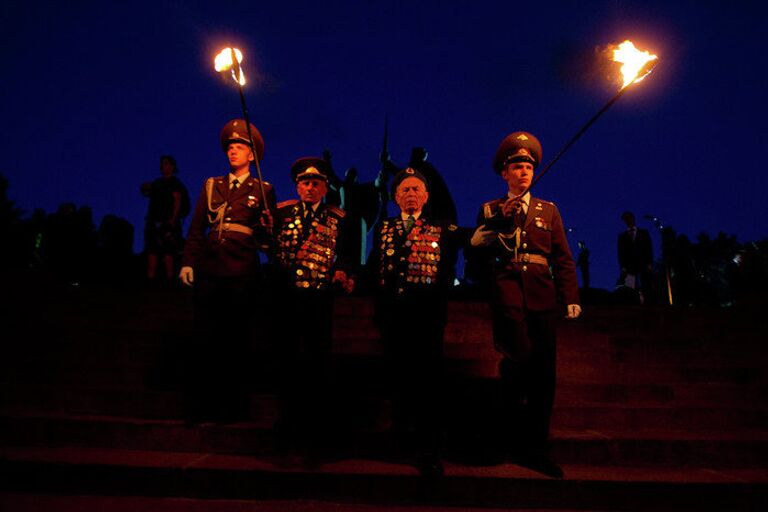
470,131,581,478
179,119,277,425
369,167,468,479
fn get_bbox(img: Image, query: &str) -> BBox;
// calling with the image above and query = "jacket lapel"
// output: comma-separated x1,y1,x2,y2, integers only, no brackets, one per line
214,177,228,204
524,197,539,229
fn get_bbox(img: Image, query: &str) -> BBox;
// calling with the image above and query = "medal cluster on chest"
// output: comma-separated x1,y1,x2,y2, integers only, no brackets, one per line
379,219,441,291
278,208,338,290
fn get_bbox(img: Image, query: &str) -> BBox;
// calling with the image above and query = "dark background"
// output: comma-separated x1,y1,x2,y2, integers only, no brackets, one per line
2,0,766,289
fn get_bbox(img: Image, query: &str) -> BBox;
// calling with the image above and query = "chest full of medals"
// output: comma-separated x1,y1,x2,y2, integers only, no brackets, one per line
277,207,339,290
379,219,442,294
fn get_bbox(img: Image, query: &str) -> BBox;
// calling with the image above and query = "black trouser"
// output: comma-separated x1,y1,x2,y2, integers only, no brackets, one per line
275,289,334,444
492,308,557,453
379,300,445,457
184,274,258,422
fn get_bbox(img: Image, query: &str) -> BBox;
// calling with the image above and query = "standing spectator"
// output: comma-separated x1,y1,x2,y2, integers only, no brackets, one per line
577,240,590,289
141,155,189,282
617,211,653,303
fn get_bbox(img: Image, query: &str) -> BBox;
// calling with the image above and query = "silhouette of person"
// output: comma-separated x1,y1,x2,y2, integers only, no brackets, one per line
617,211,653,303
141,155,189,281
577,241,590,289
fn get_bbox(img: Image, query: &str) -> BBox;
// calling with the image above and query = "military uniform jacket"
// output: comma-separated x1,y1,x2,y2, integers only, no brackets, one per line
182,175,277,278
273,200,353,291
369,215,467,327
474,196,579,312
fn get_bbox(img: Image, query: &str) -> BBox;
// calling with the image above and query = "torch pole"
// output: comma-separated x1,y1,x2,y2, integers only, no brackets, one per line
517,60,659,199
530,86,629,190
230,49,269,210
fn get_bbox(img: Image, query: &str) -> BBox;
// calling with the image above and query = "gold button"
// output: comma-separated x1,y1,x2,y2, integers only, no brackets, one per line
521,231,526,236
522,243,527,249
522,265,528,271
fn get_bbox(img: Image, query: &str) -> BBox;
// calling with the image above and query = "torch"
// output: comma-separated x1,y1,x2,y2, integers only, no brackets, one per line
214,47,269,208
522,40,659,195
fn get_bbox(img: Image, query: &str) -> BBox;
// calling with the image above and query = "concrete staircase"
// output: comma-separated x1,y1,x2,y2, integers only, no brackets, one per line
1,284,766,510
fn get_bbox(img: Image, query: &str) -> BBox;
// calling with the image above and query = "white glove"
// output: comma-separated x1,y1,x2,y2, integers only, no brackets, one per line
470,225,496,247
179,266,194,287
566,304,582,319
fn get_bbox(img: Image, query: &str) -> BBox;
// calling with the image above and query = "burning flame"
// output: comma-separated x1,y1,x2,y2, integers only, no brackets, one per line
612,40,658,89
214,48,246,86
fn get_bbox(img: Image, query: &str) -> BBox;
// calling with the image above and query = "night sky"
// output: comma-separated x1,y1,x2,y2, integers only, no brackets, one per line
2,0,767,289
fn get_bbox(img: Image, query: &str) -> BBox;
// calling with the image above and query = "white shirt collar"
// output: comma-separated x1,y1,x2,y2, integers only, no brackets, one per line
228,172,250,185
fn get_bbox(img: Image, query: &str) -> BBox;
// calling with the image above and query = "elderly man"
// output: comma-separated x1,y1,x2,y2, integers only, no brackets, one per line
369,167,467,478
179,119,276,425
470,131,580,478
272,157,354,461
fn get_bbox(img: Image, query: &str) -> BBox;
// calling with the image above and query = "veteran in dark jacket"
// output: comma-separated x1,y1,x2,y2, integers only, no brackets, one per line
272,157,354,458
179,119,277,425
469,131,580,478
369,167,468,478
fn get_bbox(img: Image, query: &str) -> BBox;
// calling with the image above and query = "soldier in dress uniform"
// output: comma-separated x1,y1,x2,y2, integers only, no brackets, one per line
469,131,581,478
179,119,277,425
369,167,468,478
272,156,355,459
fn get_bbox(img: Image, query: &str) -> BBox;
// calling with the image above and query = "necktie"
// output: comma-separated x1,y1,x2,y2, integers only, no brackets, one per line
303,204,314,236
405,215,415,232
512,201,526,229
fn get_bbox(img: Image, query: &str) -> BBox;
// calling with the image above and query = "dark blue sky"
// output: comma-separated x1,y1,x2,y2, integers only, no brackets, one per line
2,0,767,288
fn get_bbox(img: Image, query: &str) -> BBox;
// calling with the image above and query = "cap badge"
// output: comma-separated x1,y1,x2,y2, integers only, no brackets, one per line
516,134,529,141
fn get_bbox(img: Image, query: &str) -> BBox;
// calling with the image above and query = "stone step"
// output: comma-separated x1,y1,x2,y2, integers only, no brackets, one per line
2,413,768,468
5,324,765,381
0,493,632,512
6,334,768,388
6,378,764,418
1,446,766,510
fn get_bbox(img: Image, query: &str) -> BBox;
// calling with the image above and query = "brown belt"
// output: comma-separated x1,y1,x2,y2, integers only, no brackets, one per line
509,253,548,265
219,222,254,236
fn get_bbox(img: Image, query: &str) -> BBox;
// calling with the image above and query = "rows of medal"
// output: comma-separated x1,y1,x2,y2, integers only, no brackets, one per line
405,238,440,284
293,236,335,289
